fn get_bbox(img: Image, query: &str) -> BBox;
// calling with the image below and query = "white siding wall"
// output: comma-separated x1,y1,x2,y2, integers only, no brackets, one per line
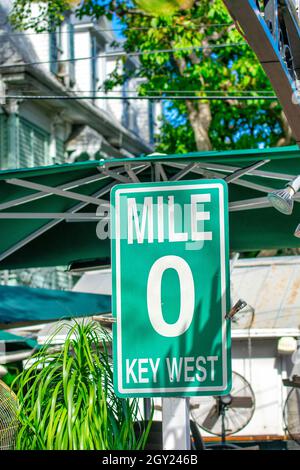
96,51,108,112
123,77,160,143
229,338,285,437
25,3,51,74
153,101,162,138
105,57,123,121
30,32,50,73
60,22,69,63
3,6,153,146
20,102,52,134
74,29,91,97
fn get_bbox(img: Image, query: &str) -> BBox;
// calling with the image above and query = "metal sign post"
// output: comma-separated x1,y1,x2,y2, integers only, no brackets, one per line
111,180,231,449
162,398,190,450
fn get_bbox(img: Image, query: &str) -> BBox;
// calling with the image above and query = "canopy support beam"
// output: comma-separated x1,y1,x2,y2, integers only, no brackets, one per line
155,163,168,181
100,163,150,183
170,163,199,181
0,163,152,263
100,168,131,183
0,182,116,263
6,178,105,206
0,172,109,211
0,213,101,220
0,163,149,212
166,162,274,194
230,191,300,211
225,160,270,183
203,163,295,181
125,164,140,183
229,196,270,212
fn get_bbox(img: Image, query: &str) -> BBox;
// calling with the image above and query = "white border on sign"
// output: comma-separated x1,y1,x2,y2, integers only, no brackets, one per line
115,183,228,394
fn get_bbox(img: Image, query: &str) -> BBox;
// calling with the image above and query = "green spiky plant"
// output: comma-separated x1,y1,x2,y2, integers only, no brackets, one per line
14,322,152,450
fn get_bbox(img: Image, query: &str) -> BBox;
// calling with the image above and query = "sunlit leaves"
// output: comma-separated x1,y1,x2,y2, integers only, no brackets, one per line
135,0,195,16
10,0,288,151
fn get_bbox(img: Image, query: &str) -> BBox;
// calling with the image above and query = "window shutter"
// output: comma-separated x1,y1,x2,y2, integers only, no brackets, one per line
91,35,98,98
69,23,75,85
148,101,155,144
19,118,50,168
33,128,49,166
0,114,8,166
55,269,73,290
49,30,58,75
19,119,33,167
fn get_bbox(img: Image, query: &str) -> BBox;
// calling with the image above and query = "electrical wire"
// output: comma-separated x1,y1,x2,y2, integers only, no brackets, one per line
0,22,234,36
0,94,278,101
14,89,276,95
0,42,248,69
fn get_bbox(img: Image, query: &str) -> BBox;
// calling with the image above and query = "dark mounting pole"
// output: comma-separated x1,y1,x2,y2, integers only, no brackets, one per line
221,403,227,446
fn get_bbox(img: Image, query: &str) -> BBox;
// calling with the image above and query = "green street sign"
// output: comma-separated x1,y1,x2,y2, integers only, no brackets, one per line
111,180,231,397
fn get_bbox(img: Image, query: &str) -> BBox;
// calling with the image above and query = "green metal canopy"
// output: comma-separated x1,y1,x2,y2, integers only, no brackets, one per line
0,145,300,269
0,329,37,348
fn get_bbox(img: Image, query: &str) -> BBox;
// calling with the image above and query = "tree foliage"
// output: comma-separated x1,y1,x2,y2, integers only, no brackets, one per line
10,0,291,152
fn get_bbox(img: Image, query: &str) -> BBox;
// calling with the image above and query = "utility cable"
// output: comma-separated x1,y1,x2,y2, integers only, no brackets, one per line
0,42,248,69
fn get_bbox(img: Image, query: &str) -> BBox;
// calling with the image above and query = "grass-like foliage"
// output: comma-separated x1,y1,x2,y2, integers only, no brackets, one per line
14,321,151,450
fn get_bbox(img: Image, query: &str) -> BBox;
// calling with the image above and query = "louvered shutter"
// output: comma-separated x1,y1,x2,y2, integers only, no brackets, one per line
69,23,75,85
19,119,33,168
91,35,98,98
19,118,50,168
50,30,58,75
55,269,73,290
33,127,49,166
0,114,8,167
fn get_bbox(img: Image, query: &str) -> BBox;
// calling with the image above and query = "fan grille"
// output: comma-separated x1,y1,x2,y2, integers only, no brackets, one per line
284,388,300,444
190,371,255,437
0,380,18,450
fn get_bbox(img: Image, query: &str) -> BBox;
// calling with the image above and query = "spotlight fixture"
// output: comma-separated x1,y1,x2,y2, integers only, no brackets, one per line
225,299,247,320
268,175,300,215
294,224,300,238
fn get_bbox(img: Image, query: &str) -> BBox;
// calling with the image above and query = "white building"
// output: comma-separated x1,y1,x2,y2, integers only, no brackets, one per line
0,1,156,289
0,0,155,171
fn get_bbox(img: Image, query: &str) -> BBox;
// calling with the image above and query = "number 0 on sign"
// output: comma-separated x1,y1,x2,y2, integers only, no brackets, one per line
111,179,231,397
